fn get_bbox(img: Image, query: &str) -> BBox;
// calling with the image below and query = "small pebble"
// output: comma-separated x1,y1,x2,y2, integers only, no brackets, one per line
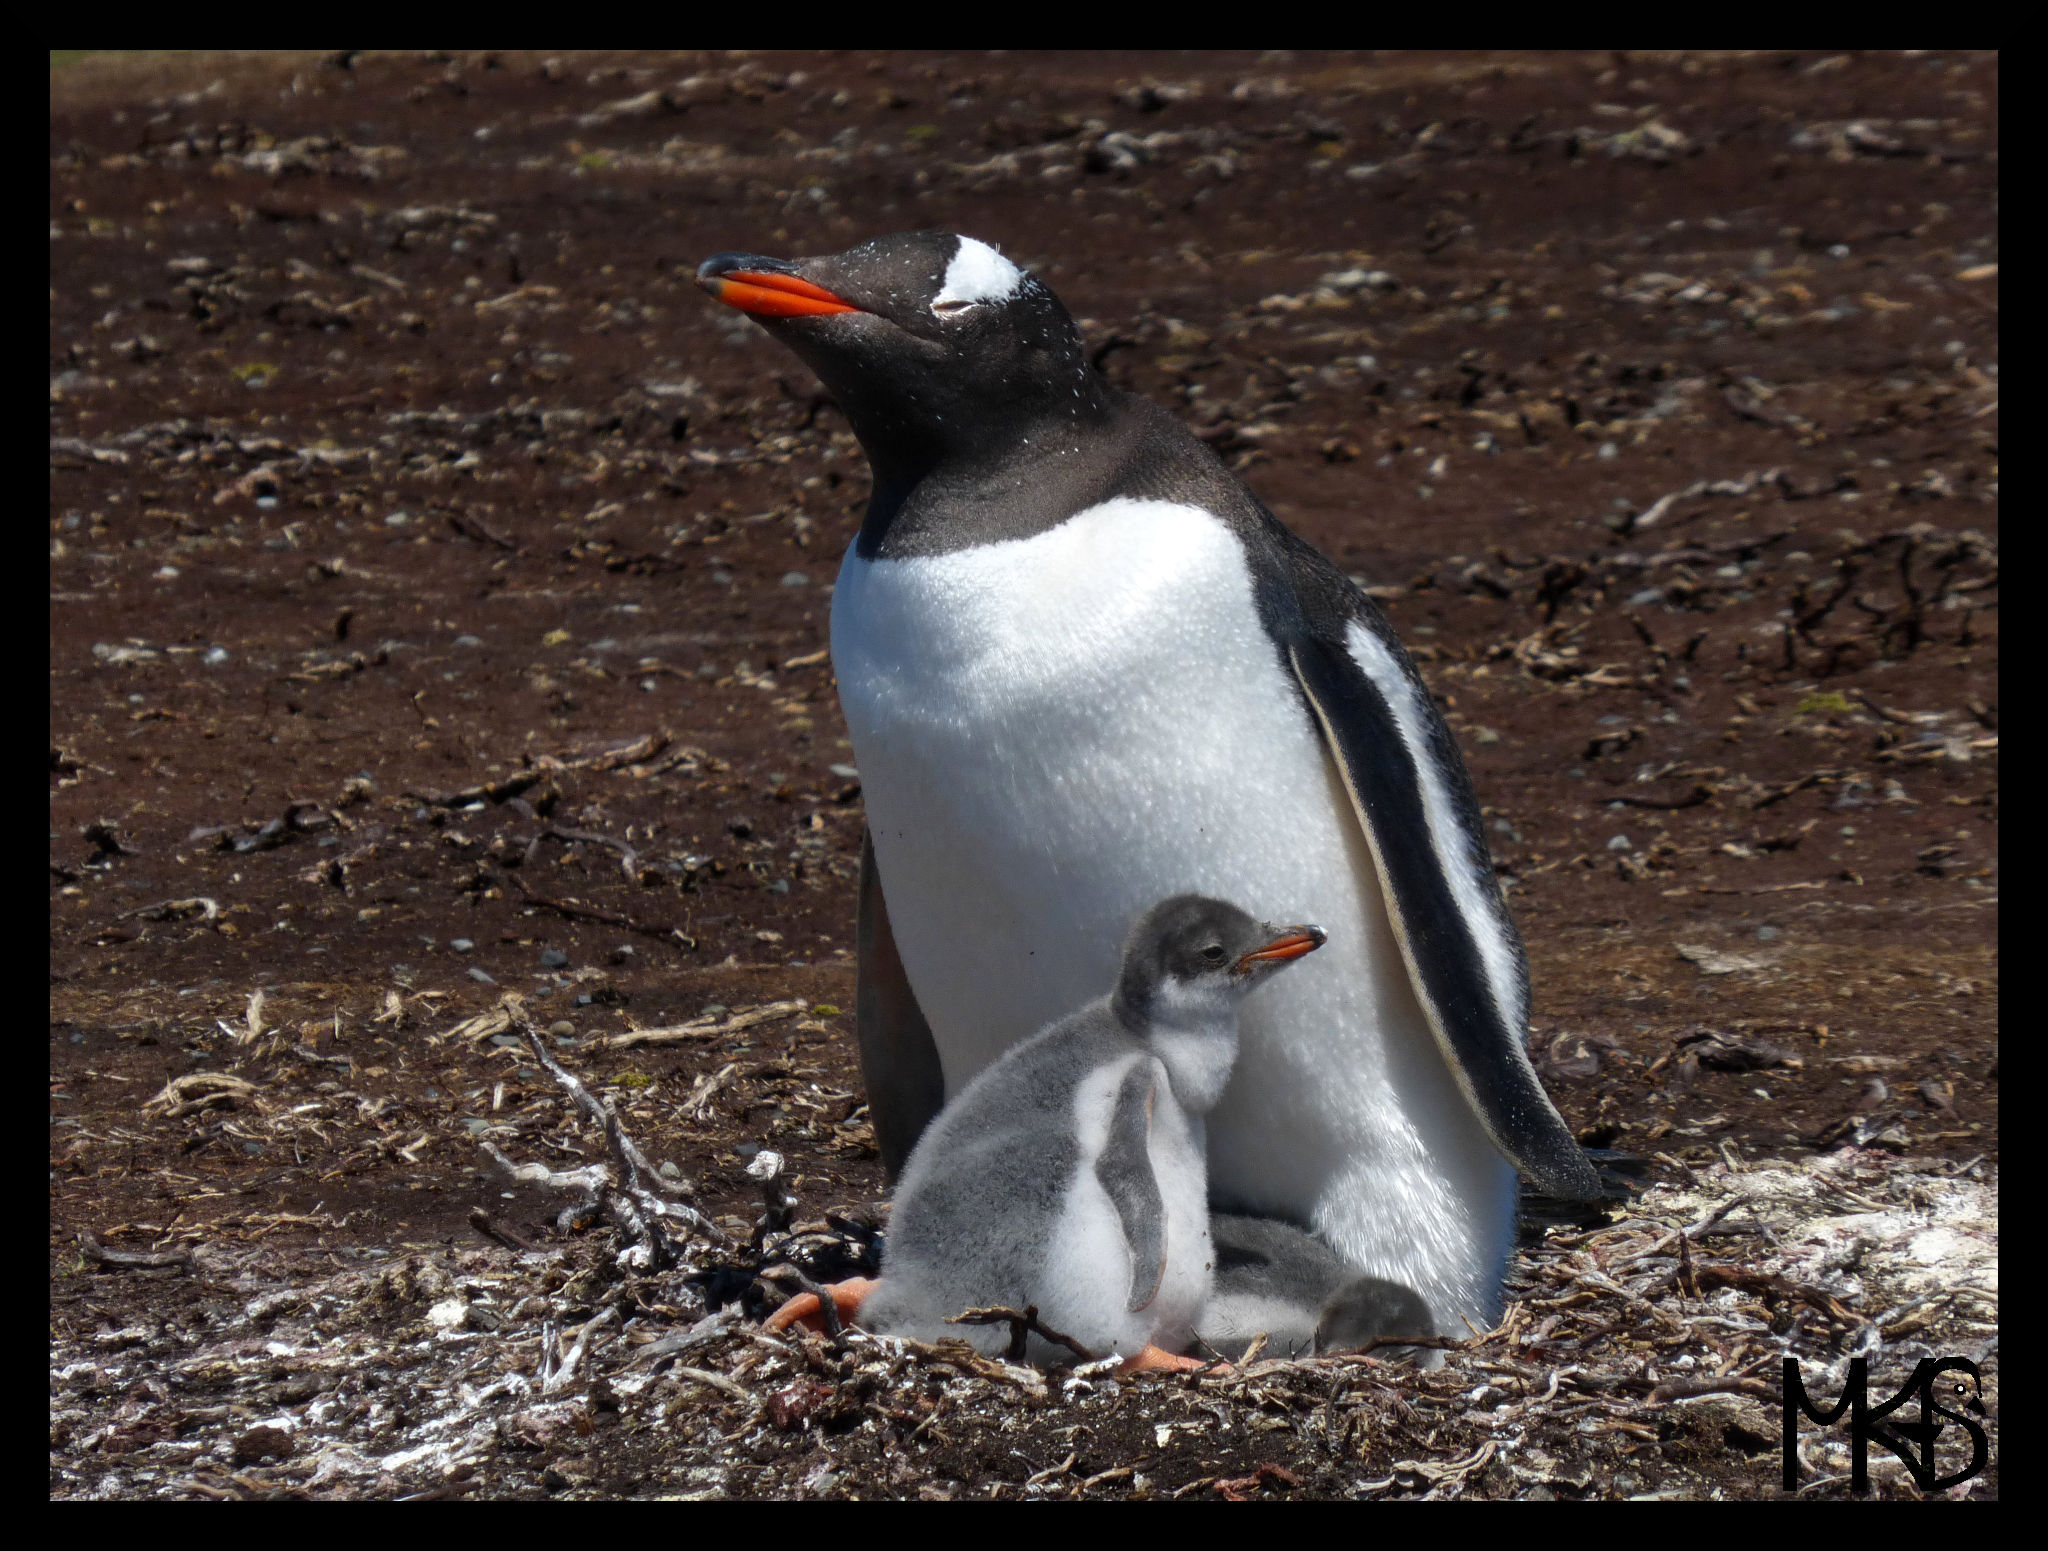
1756,926,1779,941
233,1425,295,1463
780,571,810,587
539,949,569,969
1606,834,1633,851
451,938,475,953
468,967,497,985
828,764,859,780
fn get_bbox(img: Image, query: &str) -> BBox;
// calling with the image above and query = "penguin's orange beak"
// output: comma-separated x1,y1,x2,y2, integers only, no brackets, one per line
697,259,860,318
1236,925,1327,972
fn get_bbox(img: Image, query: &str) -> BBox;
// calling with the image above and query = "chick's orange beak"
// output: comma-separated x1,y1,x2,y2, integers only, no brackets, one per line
1236,926,1327,972
699,269,860,318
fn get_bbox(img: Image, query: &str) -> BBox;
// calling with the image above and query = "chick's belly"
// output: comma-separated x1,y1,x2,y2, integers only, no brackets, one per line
1150,1114,1216,1346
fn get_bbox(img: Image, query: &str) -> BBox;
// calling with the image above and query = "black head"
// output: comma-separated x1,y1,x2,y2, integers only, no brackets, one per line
1112,894,1325,1029
696,231,1109,494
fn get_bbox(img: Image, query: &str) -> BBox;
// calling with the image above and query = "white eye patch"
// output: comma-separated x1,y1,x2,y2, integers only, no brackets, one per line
931,235,1023,314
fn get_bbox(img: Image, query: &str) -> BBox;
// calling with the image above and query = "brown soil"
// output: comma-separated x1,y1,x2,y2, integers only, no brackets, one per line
51,50,1996,1500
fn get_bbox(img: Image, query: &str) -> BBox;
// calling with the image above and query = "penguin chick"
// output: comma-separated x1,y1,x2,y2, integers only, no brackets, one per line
1315,1273,1437,1362
1201,1213,1437,1364
791,896,1324,1368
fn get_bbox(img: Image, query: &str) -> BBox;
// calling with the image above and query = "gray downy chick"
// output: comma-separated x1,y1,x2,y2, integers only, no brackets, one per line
1201,1213,1437,1364
860,895,1325,1366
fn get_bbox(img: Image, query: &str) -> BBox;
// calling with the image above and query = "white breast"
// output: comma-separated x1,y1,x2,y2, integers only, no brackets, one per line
832,498,1515,1328
1034,1053,1212,1358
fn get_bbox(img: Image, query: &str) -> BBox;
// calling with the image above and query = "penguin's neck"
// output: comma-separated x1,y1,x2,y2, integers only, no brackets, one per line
853,387,1122,560
1114,985,1241,1115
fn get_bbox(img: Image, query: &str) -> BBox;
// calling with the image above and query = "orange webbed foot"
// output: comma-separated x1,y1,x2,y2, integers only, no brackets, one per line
764,1276,879,1334
1116,1343,1229,1375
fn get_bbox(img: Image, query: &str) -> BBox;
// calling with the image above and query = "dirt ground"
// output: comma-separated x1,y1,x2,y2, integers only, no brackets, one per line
51,50,1996,1500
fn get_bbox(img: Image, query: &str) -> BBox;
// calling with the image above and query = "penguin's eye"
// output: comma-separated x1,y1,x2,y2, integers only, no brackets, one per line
1201,944,1227,963
931,298,977,318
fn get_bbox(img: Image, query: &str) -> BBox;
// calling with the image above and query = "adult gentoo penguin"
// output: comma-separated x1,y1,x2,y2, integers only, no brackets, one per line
698,231,1600,1337
773,895,1326,1368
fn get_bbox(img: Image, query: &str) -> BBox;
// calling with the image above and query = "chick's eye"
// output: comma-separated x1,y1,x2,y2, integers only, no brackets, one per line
931,298,976,318
1201,944,1227,963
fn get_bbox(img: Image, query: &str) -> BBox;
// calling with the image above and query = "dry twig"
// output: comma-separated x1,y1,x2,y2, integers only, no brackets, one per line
601,1000,808,1050
77,1231,196,1274
474,1004,732,1258
948,1305,1099,1363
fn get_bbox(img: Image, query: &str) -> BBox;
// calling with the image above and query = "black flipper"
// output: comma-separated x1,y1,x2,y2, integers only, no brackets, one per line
1096,1063,1167,1313
855,827,946,1181
1079,407,1597,1201
1276,536,1601,1201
